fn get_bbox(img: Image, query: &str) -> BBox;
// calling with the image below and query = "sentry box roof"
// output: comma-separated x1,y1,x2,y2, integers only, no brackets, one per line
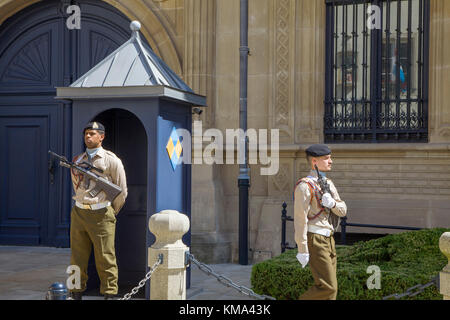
56,21,206,107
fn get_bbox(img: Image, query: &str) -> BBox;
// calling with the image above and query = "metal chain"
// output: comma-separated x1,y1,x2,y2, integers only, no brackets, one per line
106,251,440,301
382,275,439,300
187,253,276,300
118,254,163,300
116,252,276,301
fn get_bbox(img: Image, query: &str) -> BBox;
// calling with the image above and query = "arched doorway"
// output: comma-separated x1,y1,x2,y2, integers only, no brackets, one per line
84,108,148,297
0,0,136,246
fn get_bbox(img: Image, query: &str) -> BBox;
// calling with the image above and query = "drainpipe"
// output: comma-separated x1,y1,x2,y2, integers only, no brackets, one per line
238,0,250,265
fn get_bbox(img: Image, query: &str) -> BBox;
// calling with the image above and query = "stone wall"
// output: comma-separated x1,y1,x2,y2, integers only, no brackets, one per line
207,0,450,262
1,0,449,263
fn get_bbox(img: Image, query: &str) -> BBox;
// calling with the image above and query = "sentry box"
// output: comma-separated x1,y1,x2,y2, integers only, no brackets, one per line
56,21,206,299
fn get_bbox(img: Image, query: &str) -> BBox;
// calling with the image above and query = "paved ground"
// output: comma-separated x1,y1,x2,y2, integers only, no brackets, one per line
0,246,255,300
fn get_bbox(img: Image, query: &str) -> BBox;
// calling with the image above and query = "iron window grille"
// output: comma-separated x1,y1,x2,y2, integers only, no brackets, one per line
324,0,429,143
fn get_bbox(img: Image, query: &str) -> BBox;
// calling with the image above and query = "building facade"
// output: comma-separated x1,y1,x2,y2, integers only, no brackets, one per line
0,0,449,263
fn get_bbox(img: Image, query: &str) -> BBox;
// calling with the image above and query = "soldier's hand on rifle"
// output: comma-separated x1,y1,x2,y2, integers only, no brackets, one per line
321,192,336,209
296,253,310,268
60,161,71,169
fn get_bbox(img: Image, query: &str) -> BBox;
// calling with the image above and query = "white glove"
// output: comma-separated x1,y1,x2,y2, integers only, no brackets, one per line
296,253,310,268
321,192,336,209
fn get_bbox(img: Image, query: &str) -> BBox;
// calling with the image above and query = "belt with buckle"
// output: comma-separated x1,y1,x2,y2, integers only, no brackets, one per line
75,201,111,211
308,225,333,237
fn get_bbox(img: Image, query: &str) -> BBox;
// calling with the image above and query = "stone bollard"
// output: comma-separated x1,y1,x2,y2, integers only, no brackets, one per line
148,210,190,300
439,232,450,300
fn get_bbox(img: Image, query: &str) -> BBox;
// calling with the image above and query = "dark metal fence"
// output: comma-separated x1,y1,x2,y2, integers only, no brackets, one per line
324,0,430,143
280,201,422,252
281,202,296,252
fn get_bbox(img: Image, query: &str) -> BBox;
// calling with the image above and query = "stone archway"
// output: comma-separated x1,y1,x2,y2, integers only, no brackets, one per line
0,0,182,76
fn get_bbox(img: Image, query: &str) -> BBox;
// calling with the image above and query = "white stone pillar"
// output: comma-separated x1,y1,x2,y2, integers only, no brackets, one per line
439,232,450,300
148,210,190,300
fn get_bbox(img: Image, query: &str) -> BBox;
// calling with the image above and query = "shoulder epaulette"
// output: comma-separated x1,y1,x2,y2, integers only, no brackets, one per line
104,150,119,158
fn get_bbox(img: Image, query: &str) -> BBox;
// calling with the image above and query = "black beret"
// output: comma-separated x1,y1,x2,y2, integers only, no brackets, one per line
83,122,105,133
305,144,331,157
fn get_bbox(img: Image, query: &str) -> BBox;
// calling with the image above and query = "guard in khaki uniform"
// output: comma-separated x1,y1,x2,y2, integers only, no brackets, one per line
294,144,347,300
69,122,127,300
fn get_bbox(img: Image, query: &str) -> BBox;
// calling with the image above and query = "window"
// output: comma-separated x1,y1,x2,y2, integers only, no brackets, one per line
325,0,429,143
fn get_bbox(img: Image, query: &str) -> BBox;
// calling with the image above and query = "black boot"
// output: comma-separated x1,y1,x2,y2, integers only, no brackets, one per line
70,292,83,300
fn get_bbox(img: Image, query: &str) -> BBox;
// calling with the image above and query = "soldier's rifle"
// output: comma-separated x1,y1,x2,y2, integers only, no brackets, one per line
315,164,340,230
315,164,331,195
48,150,122,202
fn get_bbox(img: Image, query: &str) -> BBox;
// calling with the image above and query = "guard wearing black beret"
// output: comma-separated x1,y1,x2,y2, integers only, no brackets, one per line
293,144,347,300
305,144,331,158
69,121,127,300
83,121,105,133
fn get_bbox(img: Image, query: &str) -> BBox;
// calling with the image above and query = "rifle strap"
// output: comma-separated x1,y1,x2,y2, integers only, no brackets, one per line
294,178,326,221
72,154,85,190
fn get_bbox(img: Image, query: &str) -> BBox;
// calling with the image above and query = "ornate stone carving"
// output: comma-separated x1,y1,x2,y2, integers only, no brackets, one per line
271,162,291,194
273,0,291,138
439,126,450,138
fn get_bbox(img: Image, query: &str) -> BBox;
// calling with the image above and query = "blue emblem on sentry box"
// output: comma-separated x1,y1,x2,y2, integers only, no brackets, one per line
166,127,183,171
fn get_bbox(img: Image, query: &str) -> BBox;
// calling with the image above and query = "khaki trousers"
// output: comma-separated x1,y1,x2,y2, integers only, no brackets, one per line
299,232,337,300
70,205,118,295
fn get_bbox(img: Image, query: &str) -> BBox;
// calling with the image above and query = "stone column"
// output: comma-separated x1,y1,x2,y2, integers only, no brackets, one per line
429,0,450,143
294,0,326,144
184,0,231,264
184,0,217,128
148,210,190,300
439,232,450,300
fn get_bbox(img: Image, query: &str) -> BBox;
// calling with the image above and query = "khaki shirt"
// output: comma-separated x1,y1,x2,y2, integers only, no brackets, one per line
71,147,128,214
294,170,347,254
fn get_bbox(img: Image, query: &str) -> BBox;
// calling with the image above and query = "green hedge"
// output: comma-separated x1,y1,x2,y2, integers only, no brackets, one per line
251,228,450,300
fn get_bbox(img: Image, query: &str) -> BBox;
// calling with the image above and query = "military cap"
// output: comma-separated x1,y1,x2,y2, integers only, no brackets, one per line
83,121,105,133
305,144,331,157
